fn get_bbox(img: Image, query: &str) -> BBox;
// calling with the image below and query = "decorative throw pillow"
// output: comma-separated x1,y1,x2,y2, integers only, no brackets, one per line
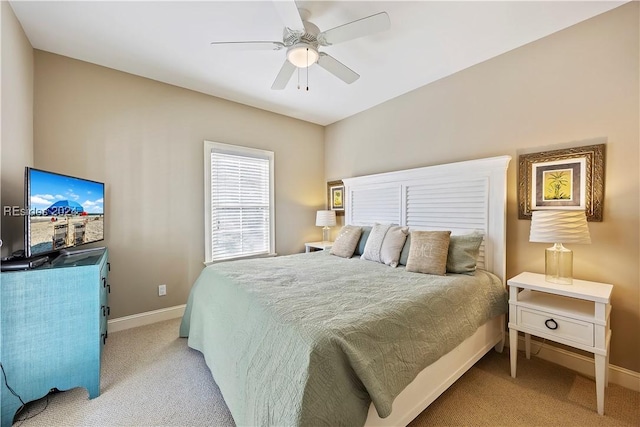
361,223,392,262
354,226,372,256
379,226,409,267
406,231,451,275
329,225,363,258
362,224,409,267
447,232,484,274
399,234,411,266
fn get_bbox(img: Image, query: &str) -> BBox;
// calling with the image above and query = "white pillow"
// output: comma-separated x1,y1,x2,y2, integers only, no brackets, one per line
362,223,391,262
362,223,409,267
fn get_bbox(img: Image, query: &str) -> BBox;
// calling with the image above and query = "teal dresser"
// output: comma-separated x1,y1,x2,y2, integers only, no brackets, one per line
0,248,109,427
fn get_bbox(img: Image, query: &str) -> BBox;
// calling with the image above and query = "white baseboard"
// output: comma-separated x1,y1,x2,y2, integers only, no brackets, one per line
508,336,640,392
108,304,186,333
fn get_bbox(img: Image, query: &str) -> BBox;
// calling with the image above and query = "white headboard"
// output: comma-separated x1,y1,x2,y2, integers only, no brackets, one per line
342,156,511,283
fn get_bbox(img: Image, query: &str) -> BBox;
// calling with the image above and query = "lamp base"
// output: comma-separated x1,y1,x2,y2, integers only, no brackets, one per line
322,226,330,243
545,243,573,285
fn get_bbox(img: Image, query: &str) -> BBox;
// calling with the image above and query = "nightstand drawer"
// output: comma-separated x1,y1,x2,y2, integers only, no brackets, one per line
517,306,594,347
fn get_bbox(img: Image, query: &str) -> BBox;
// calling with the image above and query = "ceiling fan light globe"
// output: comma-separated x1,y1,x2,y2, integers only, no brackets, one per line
287,44,318,68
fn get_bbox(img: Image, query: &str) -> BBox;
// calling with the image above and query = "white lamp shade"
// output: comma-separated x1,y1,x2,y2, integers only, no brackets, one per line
529,210,591,244
315,210,336,227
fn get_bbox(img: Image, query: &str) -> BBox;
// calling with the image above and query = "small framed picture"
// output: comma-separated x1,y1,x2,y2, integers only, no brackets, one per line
518,144,605,221
532,158,585,210
327,180,345,214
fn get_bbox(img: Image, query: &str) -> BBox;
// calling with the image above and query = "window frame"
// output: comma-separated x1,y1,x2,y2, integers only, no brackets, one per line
204,141,275,264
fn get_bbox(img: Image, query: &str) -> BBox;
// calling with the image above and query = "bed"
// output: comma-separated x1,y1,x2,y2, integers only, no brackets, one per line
180,155,511,426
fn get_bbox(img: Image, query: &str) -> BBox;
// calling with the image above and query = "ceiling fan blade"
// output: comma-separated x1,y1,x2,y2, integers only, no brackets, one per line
319,12,390,46
272,0,304,31
271,60,296,90
317,53,359,84
210,41,284,51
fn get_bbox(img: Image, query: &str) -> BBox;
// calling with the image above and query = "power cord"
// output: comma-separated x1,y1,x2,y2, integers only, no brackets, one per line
15,394,50,426
0,362,26,415
0,362,50,425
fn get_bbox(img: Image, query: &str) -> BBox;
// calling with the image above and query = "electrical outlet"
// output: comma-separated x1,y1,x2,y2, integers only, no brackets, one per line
158,284,167,296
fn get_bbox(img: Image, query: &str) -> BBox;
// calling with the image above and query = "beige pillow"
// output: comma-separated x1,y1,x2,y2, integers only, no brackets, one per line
380,226,409,267
362,224,409,267
406,231,451,275
329,225,363,258
447,232,484,274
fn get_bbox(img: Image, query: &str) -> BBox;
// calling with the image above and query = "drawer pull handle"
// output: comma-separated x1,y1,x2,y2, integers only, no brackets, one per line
545,319,559,330
107,262,111,271
102,278,107,288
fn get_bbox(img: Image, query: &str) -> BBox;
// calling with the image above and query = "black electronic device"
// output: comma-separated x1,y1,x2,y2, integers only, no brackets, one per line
1,256,48,272
24,167,105,259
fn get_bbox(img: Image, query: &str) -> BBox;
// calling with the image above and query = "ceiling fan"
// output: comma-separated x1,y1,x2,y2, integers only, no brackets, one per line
210,1,390,90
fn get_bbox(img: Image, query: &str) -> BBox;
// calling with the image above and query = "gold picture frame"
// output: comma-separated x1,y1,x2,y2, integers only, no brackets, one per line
327,180,345,215
518,144,605,221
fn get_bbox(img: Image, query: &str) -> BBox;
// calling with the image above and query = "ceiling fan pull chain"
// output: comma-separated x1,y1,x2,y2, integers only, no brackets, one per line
297,67,300,90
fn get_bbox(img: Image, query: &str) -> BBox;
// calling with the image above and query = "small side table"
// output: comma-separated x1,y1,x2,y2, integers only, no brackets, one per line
305,241,333,253
507,272,612,415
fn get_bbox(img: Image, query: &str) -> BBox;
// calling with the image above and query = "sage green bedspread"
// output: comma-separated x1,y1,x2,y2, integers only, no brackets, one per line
180,251,507,427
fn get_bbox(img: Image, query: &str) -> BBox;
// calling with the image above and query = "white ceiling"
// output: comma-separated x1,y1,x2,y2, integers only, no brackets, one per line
10,1,626,126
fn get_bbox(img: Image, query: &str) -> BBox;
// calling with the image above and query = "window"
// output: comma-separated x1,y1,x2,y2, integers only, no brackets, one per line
204,141,275,263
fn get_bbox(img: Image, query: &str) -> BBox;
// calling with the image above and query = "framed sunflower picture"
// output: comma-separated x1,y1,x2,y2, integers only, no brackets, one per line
327,180,345,214
518,144,605,221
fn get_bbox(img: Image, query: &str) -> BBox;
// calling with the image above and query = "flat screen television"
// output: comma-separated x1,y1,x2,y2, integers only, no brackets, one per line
25,167,105,258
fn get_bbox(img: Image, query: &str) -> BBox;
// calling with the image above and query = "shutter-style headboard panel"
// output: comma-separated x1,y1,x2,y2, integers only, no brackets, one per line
351,185,401,225
342,156,511,282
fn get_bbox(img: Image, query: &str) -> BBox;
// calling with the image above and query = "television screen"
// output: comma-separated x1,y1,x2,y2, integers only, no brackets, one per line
25,168,105,258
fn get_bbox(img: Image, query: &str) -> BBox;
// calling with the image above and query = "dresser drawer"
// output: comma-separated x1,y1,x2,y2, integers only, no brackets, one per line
517,306,594,347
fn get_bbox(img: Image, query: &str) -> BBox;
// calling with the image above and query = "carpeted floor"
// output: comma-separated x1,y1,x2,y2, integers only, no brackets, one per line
15,318,639,426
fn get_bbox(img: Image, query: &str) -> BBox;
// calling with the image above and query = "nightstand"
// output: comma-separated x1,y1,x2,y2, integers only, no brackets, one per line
305,241,333,253
507,272,612,415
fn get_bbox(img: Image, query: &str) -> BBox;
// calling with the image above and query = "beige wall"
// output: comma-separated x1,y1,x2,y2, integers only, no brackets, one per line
33,51,325,318
1,1,34,257
9,1,639,373
325,3,639,372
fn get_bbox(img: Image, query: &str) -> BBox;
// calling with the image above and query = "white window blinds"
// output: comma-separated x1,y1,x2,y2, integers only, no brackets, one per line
205,142,274,262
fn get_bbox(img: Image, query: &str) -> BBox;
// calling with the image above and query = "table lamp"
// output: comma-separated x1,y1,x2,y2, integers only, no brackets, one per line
529,210,591,284
315,210,336,242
